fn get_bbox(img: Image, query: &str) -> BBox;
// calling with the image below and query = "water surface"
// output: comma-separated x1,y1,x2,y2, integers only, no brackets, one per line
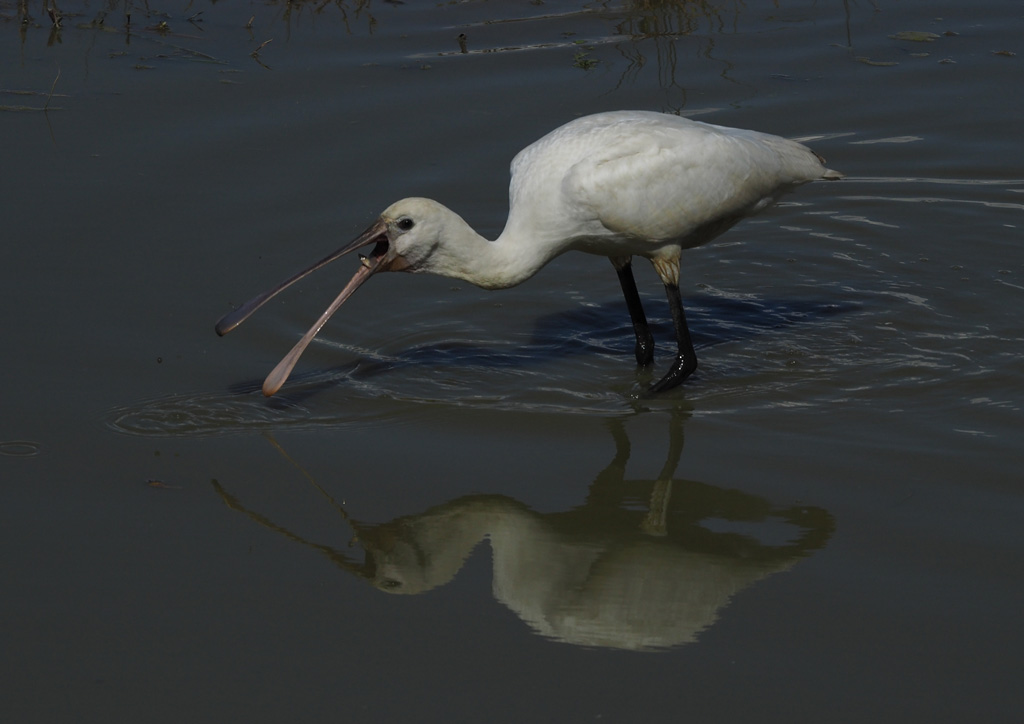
3,1,1022,722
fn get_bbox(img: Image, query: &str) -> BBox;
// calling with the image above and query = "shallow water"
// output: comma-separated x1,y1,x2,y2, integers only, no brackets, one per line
3,1,1022,722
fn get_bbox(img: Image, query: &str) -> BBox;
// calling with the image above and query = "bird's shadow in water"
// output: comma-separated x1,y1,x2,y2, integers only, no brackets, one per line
229,293,858,406
211,412,836,650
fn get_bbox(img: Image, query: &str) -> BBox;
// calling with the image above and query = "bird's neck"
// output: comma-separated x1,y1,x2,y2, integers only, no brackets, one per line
429,215,563,291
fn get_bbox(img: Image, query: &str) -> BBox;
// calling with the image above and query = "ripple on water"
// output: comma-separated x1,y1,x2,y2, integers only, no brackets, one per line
108,169,1022,437
107,292,865,437
0,440,42,456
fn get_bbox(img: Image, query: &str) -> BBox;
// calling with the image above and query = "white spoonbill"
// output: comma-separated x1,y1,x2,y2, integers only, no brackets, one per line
216,110,842,396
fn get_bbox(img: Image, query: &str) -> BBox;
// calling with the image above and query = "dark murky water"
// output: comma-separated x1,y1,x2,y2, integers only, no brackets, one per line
3,1,1022,722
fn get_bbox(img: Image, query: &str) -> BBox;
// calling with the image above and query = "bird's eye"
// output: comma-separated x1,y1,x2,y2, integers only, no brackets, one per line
397,218,415,231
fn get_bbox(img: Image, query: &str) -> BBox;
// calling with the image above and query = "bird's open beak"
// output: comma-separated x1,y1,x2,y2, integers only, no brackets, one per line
215,217,394,396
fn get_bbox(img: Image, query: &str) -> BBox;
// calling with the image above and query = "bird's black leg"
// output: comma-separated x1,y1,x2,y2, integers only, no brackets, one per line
648,283,697,393
614,261,655,366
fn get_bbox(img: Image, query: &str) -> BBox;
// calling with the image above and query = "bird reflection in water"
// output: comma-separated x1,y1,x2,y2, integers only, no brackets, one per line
213,414,834,651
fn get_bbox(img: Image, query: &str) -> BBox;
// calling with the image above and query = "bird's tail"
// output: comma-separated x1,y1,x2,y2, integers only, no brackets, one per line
813,151,844,180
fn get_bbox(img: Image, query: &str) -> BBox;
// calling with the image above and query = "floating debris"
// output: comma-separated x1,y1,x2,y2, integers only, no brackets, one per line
890,31,942,42
856,56,899,67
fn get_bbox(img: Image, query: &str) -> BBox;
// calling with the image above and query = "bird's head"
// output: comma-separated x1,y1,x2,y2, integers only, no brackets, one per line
375,197,460,272
214,197,460,396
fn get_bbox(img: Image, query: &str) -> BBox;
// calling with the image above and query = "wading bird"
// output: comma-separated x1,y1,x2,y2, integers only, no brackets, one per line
216,110,842,396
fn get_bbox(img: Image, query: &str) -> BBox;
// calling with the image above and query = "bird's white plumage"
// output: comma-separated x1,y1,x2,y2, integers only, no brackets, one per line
378,112,841,290
502,111,839,271
218,110,842,396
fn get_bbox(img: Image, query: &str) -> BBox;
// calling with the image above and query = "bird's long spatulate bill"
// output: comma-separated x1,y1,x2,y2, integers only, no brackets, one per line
215,220,387,337
261,260,380,396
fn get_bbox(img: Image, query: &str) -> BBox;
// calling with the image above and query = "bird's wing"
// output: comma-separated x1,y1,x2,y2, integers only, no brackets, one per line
563,123,822,245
